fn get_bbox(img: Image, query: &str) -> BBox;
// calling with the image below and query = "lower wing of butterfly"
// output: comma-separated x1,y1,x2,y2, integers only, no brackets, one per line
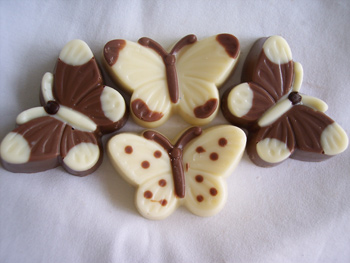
248,105,348,167
183,125,246,217
108,133,178,220
0,116,101,176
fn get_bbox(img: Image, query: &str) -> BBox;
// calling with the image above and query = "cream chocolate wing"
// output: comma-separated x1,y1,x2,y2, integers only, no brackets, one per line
176,34,240,125
183,125,246,217
103,39,170,128
108,133,178,219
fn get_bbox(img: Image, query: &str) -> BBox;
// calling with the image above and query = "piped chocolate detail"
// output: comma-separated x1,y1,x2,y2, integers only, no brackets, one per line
216,34,240,59
131,99,164,122
194,98,218,118
44,100,60,115
138,35,197,104
143,127,202,198
104,40,126,66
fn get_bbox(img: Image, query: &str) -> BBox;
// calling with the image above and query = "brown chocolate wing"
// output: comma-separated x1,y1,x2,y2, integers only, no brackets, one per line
0,116,65,173
53,58,126,134
222,82,275,128
60,125,102,176
0,116,103,176
54,58,103,109
242,36,294,102
247,105,340,167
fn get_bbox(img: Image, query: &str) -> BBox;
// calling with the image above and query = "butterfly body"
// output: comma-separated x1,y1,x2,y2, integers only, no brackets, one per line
108,125,246,220
222,36,348,167
103,34,240,128
1,40,127,176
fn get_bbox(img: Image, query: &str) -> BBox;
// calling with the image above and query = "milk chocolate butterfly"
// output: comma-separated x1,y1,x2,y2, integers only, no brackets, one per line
222,35,348,167
108,126,246,220
0,40,127,176
103,34,240,128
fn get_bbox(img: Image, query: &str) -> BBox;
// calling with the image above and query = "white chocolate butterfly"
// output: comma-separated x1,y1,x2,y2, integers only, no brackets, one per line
108,125,246,220
103,34,240,128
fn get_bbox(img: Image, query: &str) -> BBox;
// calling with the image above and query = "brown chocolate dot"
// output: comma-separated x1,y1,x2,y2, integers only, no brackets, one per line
196,146,205,153
210,152,219,161
210,188,218,196
141,161,150,168
218,138,227,147
144,191,153,199
195,175,204,183
154,150,162,158
125,145,133,154
185,163,189,172
159,199,167,206
158,179,167,187
197,195,204,202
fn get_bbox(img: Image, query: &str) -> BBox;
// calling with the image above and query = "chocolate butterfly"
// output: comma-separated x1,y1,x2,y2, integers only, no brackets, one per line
222,35,348,167
0,40,127,176
103,34,240,128
108,126,246,220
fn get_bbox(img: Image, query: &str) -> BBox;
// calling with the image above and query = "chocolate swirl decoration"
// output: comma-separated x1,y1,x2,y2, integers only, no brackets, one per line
138,35,197,104
143,127,202,198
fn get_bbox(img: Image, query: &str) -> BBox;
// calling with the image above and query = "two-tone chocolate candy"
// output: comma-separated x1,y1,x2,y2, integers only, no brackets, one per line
103,34,240,128
108,125,246,220
0,40,127,176
222,35,348,167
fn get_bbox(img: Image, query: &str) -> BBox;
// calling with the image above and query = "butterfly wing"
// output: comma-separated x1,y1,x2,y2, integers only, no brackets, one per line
53,39,127,134
222,82,276,128
1,116,64,173
108,133,178,220
182,125,246,216
223,35,295,128
176,34,240,125
242,35,294,100
103,40,171,127
1,112,102,175
247,104,348,166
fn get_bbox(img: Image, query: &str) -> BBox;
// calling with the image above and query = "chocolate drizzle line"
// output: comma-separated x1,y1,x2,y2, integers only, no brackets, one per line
216,34,240,59
143,127,202,198
104,40,126,66
138,35,197,104
131,99,163,122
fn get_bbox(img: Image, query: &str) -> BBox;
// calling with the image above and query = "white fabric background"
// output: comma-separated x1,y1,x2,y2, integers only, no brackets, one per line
1,1,350,262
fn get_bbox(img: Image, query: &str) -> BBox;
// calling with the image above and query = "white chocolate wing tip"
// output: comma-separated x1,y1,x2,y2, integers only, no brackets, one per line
100,86,126,122
256,138,291,163
263,35,292,64
59,39,93,66
0,132,30,164
321,122,349,155
227,83,253,117
63,143,100,172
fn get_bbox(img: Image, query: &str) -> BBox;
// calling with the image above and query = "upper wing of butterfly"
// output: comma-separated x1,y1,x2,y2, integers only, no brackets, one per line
176,34,240,125
222,36,295,128
182,125,246,216
53,39,127,134
108,133,178,220
103,40,171,128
